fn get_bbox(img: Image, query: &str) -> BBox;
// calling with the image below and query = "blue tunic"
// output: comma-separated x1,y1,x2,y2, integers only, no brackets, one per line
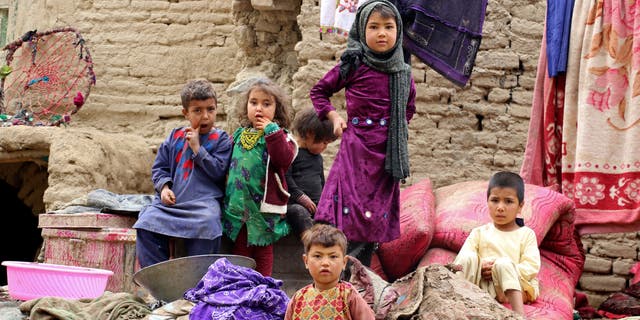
310,64,416,243
134,127,232,240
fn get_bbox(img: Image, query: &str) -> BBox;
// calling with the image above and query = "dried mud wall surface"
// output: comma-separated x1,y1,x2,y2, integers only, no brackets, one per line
7,0,543,188
0,126,154,211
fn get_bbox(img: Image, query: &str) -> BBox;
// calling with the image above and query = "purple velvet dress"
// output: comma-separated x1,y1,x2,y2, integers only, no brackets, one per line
310,64,416,243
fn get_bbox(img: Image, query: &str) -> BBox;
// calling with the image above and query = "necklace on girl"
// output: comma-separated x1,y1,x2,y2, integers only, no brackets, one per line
240,128,263,150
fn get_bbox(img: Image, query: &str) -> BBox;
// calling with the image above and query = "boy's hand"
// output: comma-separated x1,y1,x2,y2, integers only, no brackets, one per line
185,126,200,154
254,116,272,131
297,194,317,214
481,260,494,281
161,185,176,205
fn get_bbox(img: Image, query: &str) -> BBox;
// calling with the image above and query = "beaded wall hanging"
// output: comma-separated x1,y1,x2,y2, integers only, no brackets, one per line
0,27,96,126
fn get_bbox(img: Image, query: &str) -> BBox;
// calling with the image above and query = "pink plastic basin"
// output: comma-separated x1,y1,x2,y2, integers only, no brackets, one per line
2,261,113,300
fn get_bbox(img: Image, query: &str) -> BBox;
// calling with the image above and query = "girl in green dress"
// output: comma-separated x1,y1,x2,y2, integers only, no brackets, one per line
223,78,298,276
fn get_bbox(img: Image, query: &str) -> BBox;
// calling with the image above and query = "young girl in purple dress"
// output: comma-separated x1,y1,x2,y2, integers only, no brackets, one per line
310,0,416,267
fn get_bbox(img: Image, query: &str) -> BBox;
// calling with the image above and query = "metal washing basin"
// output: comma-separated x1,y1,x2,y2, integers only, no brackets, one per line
133,254,256,302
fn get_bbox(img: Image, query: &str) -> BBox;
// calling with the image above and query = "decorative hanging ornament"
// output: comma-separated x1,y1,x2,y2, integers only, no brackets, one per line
0,27,96,126
73,91,84,108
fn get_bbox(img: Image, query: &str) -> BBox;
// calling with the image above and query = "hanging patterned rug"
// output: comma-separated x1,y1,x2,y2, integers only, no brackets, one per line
521,0,640,234
0,27,96,126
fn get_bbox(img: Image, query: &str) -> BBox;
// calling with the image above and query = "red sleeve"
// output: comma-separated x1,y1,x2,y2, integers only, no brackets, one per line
265,129,297,171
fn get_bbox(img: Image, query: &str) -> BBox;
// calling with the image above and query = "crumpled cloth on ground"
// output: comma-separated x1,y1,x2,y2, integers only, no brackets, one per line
19,291,150,320
597,281,640,318
52,189,153,215
183,258,289,320
348,256,398,319
143,299,193,320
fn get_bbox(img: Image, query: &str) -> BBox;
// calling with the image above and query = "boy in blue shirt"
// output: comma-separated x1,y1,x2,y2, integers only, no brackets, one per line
134,79,232,268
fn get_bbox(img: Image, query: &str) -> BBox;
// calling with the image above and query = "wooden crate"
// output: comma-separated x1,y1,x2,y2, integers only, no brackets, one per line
38,212,136,229
39,213,138,293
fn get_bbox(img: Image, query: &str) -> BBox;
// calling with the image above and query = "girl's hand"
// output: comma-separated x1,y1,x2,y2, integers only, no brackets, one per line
327,111,347,138
254,116,272,131
185,126,200,154
481,259,494,281
161,185,176,205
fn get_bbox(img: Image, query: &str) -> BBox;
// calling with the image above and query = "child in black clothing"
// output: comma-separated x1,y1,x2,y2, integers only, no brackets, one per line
285,107,337,238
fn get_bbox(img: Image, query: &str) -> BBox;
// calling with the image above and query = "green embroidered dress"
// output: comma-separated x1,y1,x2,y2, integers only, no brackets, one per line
223,126,290,246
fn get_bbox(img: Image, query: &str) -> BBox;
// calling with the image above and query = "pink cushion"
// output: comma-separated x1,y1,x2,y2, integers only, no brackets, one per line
525,258,577,320
377,179,435,281
431,181,572,249
417,247,457,267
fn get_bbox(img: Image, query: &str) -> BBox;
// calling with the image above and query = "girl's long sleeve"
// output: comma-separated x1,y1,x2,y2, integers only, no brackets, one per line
310,65,348,120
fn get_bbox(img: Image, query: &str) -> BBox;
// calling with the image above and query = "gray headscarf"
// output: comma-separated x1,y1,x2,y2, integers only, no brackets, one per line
339,0,411,181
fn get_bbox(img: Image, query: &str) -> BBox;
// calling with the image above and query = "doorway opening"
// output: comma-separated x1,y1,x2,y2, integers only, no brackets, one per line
0,161,47,285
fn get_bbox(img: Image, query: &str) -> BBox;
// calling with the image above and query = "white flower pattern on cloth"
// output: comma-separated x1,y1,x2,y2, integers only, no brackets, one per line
338,0,358,13
574,176,606,205
623,179,640,203
562,180,575,200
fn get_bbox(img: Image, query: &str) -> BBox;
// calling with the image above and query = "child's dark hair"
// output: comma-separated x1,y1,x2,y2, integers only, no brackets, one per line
487,171,525,203
301,224,348,255
370,2,397,19
293,107,336,143
180,79,217,109
238,78,292,129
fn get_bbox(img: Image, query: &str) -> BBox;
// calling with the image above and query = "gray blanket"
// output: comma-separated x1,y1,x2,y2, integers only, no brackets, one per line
52,189,153,215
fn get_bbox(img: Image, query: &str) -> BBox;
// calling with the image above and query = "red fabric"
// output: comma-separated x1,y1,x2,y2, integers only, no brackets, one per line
597,309,630,319
574,291,601,319
232,225,274,276
418,179,585,320
520,21,565,192
630,262,640,285
521,0,640,235
598,292,640,318
369,252,389,281
377,179,435,281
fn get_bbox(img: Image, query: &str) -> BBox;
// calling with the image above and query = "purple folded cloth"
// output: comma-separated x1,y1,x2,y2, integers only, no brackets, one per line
393,0,488,87
184,258,289,320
